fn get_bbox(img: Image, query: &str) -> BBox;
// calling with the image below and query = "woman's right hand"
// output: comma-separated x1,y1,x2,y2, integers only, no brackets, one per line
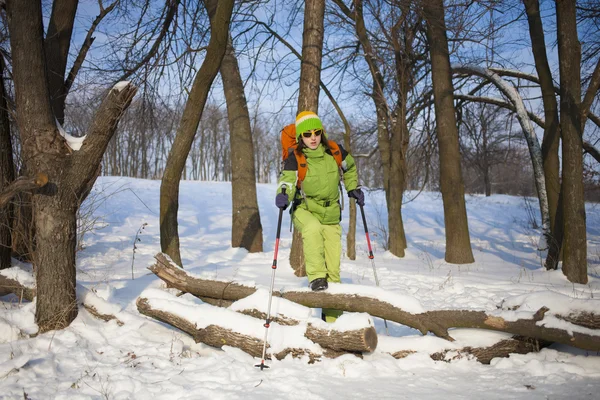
275,193,289,210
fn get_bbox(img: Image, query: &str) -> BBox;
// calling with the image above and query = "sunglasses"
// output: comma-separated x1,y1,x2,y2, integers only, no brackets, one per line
301,129,323,138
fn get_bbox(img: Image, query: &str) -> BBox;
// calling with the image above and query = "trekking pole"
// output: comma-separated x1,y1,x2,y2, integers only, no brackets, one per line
255,188,286,370
358,202,389,335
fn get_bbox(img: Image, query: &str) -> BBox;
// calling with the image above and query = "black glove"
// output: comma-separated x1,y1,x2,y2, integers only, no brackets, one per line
275,192,289,210
348,188,365,207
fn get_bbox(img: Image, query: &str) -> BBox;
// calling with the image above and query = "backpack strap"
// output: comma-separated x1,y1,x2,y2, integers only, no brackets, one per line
328,141,343,168
296,151,308,189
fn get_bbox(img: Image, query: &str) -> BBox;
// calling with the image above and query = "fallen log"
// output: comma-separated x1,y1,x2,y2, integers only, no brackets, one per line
149,252,600,351
83,304,124,326
306,323,377,352
0,273,35,301
429,335,550,364
136,293,323,361
137,288,377,358
137,297,272,358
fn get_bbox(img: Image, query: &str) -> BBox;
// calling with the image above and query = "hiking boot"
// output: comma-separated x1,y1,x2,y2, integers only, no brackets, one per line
310,278,328,291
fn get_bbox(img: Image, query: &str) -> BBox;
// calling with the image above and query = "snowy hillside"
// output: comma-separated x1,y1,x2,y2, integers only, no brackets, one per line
1,176,600,399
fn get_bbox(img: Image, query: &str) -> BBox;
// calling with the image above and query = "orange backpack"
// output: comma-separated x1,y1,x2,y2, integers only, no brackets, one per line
281,123,343,188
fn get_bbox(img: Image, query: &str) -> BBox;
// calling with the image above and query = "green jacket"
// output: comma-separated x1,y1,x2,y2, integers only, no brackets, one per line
278,143,358,225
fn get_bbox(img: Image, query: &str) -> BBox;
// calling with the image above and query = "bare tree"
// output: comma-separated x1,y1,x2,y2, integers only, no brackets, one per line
423,0,474,264
458,103,521,196
6,0,137,331
0,56,14,270
159,0,235,266
523,0,561,268
288,0,326,276
556,0,587,284
219,30,264,252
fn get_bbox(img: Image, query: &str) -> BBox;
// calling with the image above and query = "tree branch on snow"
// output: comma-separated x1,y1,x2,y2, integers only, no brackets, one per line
0,274,35,301
148,253,600,351
136,290,377,360
428,335,550,365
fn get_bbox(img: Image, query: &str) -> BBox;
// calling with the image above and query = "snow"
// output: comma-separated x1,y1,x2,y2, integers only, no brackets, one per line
56,118,86,151
112,80,131,92
1,177,600,399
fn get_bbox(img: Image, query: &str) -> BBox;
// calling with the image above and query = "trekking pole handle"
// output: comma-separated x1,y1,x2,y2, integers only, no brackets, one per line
273,187,286,268
359,203,374,259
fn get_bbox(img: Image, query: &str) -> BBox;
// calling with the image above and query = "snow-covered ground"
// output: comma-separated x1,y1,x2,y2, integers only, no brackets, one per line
1,176,600,399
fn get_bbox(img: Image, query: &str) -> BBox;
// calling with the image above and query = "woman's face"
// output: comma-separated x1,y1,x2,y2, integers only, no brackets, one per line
301,129,322,150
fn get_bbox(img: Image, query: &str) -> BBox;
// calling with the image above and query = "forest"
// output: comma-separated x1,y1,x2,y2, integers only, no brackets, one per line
0,1,599,393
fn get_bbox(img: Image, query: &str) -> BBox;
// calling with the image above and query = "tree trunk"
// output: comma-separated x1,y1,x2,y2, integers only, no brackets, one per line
148,253,600,351
160,0,235,266
34,197,78,330
423,0,474,264
219,32,263,253
0,57,14,270
44,0,79,125
556,0,587,284
332,0,408,258
429,335,549,365
8,0,136,332
290,0,326,274
297,0,325,112
523,0,561,268
137,294,377,355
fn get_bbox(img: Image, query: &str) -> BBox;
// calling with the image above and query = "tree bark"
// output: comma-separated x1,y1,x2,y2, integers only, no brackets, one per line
148,253,600,351
218,30,263,253
429,335,549,365
0,174,49,209
556,0,587,284
0,57,14,270
160,0,235,266
44,0,79,125
523,0,561,268
8,0,137,332
0,274,35,301
289,0,326,275
297,0,325,113
137,293,376,358
423,0,474,264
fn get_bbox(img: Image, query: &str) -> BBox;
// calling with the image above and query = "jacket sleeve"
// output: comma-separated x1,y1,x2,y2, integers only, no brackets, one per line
277,151,298,200
339,145,358,192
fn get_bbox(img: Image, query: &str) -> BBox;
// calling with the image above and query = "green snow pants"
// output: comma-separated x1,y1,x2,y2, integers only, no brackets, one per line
293,207,344,323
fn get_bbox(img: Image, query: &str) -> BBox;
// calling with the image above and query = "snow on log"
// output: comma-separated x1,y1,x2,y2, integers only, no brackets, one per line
149,253,256,300
136,297,272,359
136,288,376,361
228,290,378,352
429,335,549,365
383,331,548,364
0,268,36,301
77,284,124,326
148,253,600,351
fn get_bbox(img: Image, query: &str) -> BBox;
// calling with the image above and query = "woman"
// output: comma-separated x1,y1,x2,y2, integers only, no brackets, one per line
275,111,364,322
